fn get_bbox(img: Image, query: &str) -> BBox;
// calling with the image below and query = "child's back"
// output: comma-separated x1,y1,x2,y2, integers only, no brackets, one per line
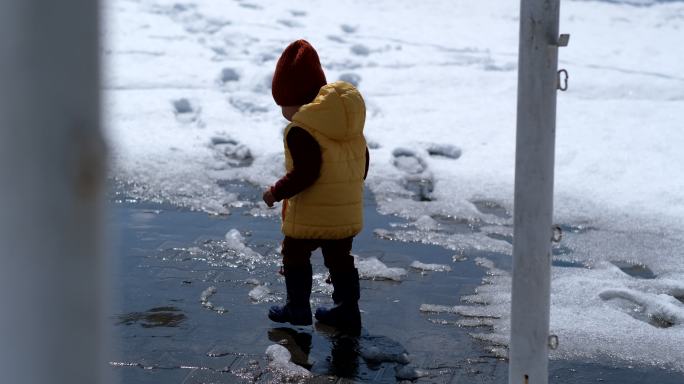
263,40,368,332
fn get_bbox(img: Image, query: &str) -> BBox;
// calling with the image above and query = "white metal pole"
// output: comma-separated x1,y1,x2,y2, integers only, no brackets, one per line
509,0,563,383
0,1,105,384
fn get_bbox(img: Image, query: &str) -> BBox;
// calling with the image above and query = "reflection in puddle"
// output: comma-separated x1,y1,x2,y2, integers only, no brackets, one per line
116,306,186,328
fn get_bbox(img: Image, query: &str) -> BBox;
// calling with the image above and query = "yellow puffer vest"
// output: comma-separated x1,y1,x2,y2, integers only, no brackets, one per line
282,81,367,239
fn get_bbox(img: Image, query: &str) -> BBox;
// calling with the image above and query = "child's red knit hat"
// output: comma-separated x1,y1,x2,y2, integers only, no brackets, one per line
272,39,327,106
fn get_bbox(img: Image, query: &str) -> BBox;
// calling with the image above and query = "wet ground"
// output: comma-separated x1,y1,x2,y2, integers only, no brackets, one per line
108,184,684,383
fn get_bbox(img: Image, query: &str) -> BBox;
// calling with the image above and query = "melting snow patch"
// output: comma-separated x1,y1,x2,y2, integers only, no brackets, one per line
410,261,451,272
375,228,512,256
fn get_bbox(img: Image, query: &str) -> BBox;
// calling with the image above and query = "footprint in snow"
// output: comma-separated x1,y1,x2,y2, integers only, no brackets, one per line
471,199,510,219
350,44,371,56
426,143,461,159
290,10,307,17
277,19,303,28
367,140,381,150
229,97,269,114
339,72,362,87
392,148,427,174
172,98,204,127
239,2,262,10
219,67,240,84
210,137,254,168
327,35,346,44
392,148,434,201
341,24,358,34
154,3,229,35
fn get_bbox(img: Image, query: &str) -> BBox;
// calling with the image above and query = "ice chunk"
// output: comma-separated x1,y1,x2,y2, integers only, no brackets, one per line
225,229,264,263
265,344,312,379
248,285,276,303
200,286,225,313
200,286,217,303
419,304,457,314
412,215,440,231
355,256,406,281
410,261,451,272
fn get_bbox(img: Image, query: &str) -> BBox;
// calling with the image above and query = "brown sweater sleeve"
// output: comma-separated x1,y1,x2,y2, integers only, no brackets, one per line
271,127,370,201
271,127,322,202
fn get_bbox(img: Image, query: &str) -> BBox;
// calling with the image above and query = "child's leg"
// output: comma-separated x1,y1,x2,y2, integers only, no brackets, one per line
268,237,318,326
315,237,361,331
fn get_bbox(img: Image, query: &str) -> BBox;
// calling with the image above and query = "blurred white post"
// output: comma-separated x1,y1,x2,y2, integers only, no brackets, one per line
509,0,563,383
0,1,105,384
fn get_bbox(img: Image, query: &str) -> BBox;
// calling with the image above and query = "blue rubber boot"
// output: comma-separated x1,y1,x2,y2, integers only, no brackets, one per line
315,268,361,332
269,264,312,326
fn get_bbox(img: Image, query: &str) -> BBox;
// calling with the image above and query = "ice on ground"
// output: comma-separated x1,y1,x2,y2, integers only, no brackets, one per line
354,256,406,281
265,344,312,380
374,228,512,256
200,286,225,313
410,261,452,272
412,215,440,231
157,229,271,271
248,285,276,303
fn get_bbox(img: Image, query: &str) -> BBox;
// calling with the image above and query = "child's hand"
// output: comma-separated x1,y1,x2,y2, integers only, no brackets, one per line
262,188,276,208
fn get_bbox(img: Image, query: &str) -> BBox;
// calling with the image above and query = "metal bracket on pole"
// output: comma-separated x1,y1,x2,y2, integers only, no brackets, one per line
557,69,569,91
556,34,570,47
548,335,560,350
552,225,563,243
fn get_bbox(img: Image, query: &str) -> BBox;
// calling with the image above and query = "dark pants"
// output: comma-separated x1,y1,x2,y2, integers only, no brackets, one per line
281,236,356,273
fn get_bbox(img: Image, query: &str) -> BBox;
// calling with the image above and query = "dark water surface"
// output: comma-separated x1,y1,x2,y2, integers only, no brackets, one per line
108,185,684,383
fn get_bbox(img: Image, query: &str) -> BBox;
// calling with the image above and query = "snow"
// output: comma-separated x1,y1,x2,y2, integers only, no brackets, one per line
224,229,264,264
104,0,684,372
354,256,407,281
265,344,312,380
